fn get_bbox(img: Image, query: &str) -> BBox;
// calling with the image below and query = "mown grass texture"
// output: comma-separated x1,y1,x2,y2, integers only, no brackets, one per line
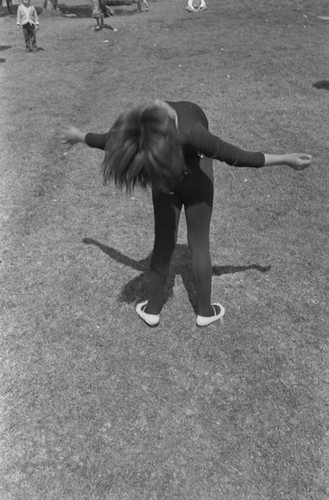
0,0,329,498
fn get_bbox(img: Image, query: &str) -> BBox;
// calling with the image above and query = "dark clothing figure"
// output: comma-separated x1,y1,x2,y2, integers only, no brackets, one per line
62,100,311,326
85,101,264,318
17,0,39,52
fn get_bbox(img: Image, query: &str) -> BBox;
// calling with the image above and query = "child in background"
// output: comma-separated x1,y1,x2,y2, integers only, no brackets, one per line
91,0,104,31
186,0,207,13
16,0,39,53
91,0,117,31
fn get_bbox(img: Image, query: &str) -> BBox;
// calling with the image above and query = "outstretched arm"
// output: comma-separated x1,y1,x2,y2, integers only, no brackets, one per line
62,126,109,150
189,122,312,170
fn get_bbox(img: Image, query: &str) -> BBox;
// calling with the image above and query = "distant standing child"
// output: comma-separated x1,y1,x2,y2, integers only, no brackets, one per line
91,0,117,31
186,0,207,13
16,0,39,53
91,0,104,31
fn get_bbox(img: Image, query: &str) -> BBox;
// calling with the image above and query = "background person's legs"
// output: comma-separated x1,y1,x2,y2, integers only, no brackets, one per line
6,0,12,14
22,24,32,51
29,24,37,50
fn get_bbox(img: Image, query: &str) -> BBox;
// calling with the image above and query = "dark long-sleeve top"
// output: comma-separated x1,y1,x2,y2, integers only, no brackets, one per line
85,100,265,168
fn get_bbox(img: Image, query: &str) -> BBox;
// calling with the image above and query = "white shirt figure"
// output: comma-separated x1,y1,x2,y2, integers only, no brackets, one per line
17,0,39,26
186,0,207,13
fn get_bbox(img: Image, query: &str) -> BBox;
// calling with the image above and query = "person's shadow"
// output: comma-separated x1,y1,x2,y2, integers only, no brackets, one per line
0,45,11,63
83,238,271,312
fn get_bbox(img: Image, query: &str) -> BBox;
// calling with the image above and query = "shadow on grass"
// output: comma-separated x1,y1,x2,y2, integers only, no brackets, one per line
313,80,329,91
58,5,91,18
0,45,11,61
83,237,271,312
57,4,139,18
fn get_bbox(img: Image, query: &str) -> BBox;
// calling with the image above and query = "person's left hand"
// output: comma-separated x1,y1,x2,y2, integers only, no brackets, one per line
286,153,312,170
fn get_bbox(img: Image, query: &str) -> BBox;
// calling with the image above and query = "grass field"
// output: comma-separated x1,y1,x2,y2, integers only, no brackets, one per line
1,0,329,498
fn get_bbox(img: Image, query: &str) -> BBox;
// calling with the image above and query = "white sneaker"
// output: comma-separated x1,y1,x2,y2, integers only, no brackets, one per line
196,303,225,327
136,300,160,327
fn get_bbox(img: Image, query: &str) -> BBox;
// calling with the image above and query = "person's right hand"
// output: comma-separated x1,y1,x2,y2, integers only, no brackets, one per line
61,126,85,147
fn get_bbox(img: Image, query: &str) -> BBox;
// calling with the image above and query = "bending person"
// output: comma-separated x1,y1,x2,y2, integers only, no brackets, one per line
62,100,311,327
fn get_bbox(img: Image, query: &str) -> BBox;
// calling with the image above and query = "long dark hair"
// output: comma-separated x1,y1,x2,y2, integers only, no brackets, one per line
102,105,186,192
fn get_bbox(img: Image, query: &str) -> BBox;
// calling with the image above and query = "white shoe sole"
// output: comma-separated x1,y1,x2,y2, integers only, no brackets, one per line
136,300,160,327
196,303,225,327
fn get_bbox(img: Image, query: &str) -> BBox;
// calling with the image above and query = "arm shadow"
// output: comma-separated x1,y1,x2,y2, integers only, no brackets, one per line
82,238,271,312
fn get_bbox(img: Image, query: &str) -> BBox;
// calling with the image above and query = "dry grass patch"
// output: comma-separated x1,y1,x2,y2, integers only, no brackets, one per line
1,0,329,498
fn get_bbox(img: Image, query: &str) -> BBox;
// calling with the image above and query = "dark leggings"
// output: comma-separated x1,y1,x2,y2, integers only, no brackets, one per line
146,155,214,316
